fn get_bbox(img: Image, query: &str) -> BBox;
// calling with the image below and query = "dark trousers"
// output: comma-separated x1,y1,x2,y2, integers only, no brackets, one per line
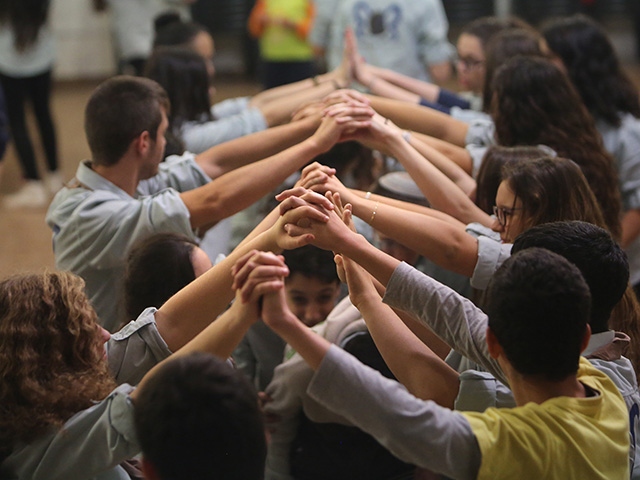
262,60,315,89
0,70,58,179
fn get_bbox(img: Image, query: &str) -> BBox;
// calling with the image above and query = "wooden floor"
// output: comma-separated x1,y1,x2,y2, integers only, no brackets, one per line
2,63,640,277
0,76,261,276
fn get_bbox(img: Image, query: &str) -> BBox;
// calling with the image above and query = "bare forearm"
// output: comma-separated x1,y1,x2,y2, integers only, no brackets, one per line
391,135,490,226
348,200,479,276
154,230,280,351
411,132,473,175
355,294,458,406
259,82,339,126
369,64,440,102
185,139,322,228
366,95,468,147
195,117,317,179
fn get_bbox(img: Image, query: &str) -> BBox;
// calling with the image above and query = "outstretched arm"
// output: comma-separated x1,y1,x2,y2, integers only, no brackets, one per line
181,103,374,229
236,250,481,479
350,114,490,226
365,95,469,147
194,115,320,180
338,254,459,406
152,194,333,352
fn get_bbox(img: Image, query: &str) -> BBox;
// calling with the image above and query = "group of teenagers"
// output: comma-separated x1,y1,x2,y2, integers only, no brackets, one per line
3,10,640,480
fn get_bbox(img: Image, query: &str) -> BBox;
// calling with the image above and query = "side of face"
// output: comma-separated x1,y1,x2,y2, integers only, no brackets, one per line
285,273,341,327
456,33,486,94
492,180,526,243
139,108,169,180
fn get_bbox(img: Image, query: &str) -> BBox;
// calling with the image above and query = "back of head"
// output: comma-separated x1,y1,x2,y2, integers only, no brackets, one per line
482,28,546,110
542,14,640,124
84,76,169,166
512,221,628,333
153,20,208,48
491,55,593,147
134,352,266,480
144,46,212,130
123,233,198,322
475,145,551,214
486,248,590,381
501,156,606,232
0,272,115,453
283,244,339,285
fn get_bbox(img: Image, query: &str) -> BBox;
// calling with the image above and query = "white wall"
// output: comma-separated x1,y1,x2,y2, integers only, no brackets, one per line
51,0,116,79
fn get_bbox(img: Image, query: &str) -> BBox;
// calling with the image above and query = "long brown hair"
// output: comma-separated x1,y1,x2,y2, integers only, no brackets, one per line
502,156,606,232
0,272,116,457
492,55,622,238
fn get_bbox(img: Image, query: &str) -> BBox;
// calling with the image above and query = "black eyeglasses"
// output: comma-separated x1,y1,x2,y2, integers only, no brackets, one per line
456,56,484,70
493,206,522,227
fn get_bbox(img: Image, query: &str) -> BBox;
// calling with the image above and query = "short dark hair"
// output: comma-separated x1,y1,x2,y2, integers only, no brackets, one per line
123,233,198,322
84,76,169,166
283,245,340,285
153,20,208,49
512,221,628,334
485,248,590,381
134,352,266,480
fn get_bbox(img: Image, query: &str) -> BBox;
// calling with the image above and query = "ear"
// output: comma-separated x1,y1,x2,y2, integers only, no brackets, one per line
486,326,503,359
133,130,152,157
579,324,592,354
141,457,160,480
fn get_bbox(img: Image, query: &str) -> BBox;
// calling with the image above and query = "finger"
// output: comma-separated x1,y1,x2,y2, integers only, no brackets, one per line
232,252,288,290
275,186,308,202
281,205,330,225
301,172,330,189
243,278,286,304
237,264,289,298
231,249,259,277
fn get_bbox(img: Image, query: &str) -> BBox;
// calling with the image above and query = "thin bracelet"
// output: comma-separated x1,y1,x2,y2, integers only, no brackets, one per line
312,75,320,86
364,191,372,199
369,201,379,225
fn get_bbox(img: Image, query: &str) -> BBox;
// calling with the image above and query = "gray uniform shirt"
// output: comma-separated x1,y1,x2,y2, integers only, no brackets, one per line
0,308,174,480
383,261,640,478
307,345,482,479
46,153,211,331
180,97,268,154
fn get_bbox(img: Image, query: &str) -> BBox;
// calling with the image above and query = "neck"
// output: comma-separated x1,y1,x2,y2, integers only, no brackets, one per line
499,356,587,405
92,157,140,196
507,368,586,406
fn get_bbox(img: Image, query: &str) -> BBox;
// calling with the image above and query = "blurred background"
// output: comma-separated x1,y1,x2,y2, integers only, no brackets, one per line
2,0,640,275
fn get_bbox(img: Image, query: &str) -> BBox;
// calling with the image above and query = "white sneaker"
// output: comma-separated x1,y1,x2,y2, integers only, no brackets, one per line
46,171,64,195
3,180,49,209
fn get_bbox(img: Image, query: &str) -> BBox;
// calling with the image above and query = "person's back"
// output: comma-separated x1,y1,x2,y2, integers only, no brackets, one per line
45,76,209,330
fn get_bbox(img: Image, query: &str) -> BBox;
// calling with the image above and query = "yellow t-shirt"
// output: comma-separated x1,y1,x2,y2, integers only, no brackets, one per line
463,358,630,480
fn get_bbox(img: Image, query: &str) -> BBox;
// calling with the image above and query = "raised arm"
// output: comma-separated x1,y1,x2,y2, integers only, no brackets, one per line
281,191,479,280
338,254,459,406
351,114,491,226
151,194,334,352
365,95,469,147
181,103,373,229
194,115,319,180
